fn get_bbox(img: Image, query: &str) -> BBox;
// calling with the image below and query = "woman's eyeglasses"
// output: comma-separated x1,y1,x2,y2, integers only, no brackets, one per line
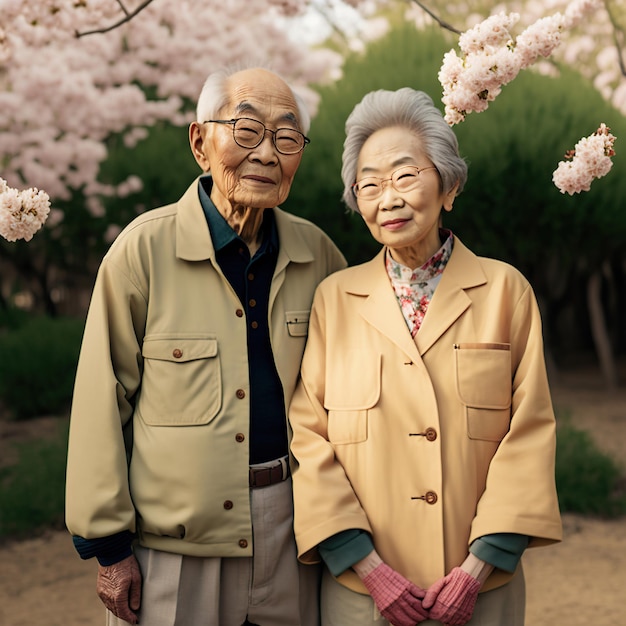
352,165,438,200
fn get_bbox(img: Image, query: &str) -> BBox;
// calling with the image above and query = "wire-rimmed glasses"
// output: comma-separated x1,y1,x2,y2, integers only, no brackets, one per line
352,165,438,200
204,117,310,155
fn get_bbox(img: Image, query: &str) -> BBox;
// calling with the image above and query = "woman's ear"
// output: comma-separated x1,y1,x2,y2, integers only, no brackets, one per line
443,181,460,212
189,122,210,172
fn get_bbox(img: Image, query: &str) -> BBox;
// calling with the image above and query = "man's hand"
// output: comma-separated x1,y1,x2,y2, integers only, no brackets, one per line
96,554,142,624
361,562,429,626
422,567,481,626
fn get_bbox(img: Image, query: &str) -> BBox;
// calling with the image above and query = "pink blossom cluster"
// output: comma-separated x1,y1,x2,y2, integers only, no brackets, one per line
552,124,616,195
439,0,603,125
0,178,51,242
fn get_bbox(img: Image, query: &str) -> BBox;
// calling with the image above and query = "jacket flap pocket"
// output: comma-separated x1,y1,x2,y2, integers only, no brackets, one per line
142,336,218,362
325,351,381,410
455,342,511,409
285,310,310,337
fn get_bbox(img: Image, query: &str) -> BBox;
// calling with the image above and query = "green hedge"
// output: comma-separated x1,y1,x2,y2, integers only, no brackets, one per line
0,421,68,540
556,417,626,516
0,316,84,420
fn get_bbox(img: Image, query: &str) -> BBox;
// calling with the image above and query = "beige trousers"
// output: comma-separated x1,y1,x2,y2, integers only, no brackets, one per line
106,478,320,626
320,565,526,626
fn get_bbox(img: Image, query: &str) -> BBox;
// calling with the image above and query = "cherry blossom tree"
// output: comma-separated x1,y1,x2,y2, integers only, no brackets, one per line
0,0,348,209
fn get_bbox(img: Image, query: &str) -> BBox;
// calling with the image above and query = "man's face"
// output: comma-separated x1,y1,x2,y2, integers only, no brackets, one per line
190,69,304,215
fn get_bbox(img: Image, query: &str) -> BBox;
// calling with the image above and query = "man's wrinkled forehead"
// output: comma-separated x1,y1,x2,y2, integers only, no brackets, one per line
231,101,299,127
223,70,300,125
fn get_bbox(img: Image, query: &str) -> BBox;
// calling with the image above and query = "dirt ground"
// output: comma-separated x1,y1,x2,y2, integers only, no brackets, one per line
0,361,625,626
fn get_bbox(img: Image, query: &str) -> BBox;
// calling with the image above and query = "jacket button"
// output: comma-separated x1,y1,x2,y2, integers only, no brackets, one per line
239,539,248,549
425,427,437,441
223,500,233,510
172,348,183,359
235,433,245,442
251,321,258,329
236,389,245,399
425,491,438,505
235,309,244,318
249,299,257,307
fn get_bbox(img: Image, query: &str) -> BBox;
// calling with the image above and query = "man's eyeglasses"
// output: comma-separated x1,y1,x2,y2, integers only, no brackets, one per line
204,118,310,155
352,165,438,200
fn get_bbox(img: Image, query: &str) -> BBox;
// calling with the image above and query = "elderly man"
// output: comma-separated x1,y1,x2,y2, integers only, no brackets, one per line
65,66,346,626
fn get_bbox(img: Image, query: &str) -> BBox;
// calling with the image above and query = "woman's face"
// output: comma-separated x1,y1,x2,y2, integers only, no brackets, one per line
355,126,458,268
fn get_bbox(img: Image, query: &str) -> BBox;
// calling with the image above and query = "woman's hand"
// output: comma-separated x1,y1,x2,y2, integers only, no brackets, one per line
355,551,429,626
96,554,142,624
422,567,481,626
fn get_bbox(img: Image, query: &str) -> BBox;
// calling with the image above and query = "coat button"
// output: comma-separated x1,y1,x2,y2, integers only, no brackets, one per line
251,321,258,329
235,433,245,443
236,309,244,318
425,491,438,505
239,539,248,549
425,427,437,441
223,500,233,510
249,299,257,307
172,348,183,359
236,389,246,399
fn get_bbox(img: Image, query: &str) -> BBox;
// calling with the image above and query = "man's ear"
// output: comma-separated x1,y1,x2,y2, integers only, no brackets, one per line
189,122,210,172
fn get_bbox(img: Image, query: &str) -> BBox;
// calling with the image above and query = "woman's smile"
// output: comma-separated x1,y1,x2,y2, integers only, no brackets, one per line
381,217,411,231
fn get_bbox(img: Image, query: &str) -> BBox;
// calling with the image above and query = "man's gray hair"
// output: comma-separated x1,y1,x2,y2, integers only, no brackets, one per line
341,88,468,212
195,64,311,134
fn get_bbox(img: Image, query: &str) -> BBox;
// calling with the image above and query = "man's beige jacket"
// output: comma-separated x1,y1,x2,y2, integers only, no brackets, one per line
65,178,346,558
290,239,562,594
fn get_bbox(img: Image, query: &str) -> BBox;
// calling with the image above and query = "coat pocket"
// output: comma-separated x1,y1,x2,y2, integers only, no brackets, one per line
138,335,222,426
324,351,381,444
454,342,512,442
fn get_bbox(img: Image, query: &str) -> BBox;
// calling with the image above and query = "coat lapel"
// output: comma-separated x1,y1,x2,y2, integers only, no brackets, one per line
347,249,422,364
415,238,487,355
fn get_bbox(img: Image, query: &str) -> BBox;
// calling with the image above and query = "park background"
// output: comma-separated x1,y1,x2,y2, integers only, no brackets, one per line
1,1,625,624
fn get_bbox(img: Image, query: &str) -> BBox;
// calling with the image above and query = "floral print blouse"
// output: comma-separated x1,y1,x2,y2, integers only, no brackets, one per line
386,230,454,338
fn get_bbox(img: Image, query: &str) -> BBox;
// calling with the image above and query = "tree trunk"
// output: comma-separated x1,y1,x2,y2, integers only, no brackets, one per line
587,268,619,389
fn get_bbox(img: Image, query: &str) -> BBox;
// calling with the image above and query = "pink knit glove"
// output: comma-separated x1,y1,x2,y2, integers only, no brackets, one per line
422,567,481,626
362,562,429,626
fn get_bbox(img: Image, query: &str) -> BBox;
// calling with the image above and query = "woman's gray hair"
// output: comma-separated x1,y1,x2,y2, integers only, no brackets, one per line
195,64,311,134
341,88,467,212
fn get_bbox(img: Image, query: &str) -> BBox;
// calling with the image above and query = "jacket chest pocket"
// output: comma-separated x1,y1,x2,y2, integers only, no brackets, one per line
138,335,222,426
454,342,512,442
285,310,310,337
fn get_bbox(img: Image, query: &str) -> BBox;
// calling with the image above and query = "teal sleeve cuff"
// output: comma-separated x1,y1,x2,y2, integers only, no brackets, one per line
470,533,530,573
319,529,375,576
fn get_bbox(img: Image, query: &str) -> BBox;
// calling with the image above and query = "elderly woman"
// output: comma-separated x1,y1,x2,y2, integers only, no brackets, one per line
289,88,562,626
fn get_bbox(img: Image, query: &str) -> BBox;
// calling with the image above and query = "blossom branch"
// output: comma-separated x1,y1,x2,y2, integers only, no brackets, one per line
438,0,603,125
75,0,157,38
603,0,626,77
552,124,617,195
0,179,51,242
409,0,462,35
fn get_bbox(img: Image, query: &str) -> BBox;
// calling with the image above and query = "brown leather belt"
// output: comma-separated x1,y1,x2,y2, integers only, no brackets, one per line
249,457,290,488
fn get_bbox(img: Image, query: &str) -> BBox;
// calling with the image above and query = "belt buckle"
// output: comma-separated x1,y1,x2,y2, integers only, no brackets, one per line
249,457,288,488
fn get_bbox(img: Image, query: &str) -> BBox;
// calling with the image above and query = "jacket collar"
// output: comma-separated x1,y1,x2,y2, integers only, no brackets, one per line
175,177,316,266
344,238,487,358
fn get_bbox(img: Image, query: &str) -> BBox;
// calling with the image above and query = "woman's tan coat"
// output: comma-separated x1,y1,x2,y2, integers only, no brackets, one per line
290,238,562,594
